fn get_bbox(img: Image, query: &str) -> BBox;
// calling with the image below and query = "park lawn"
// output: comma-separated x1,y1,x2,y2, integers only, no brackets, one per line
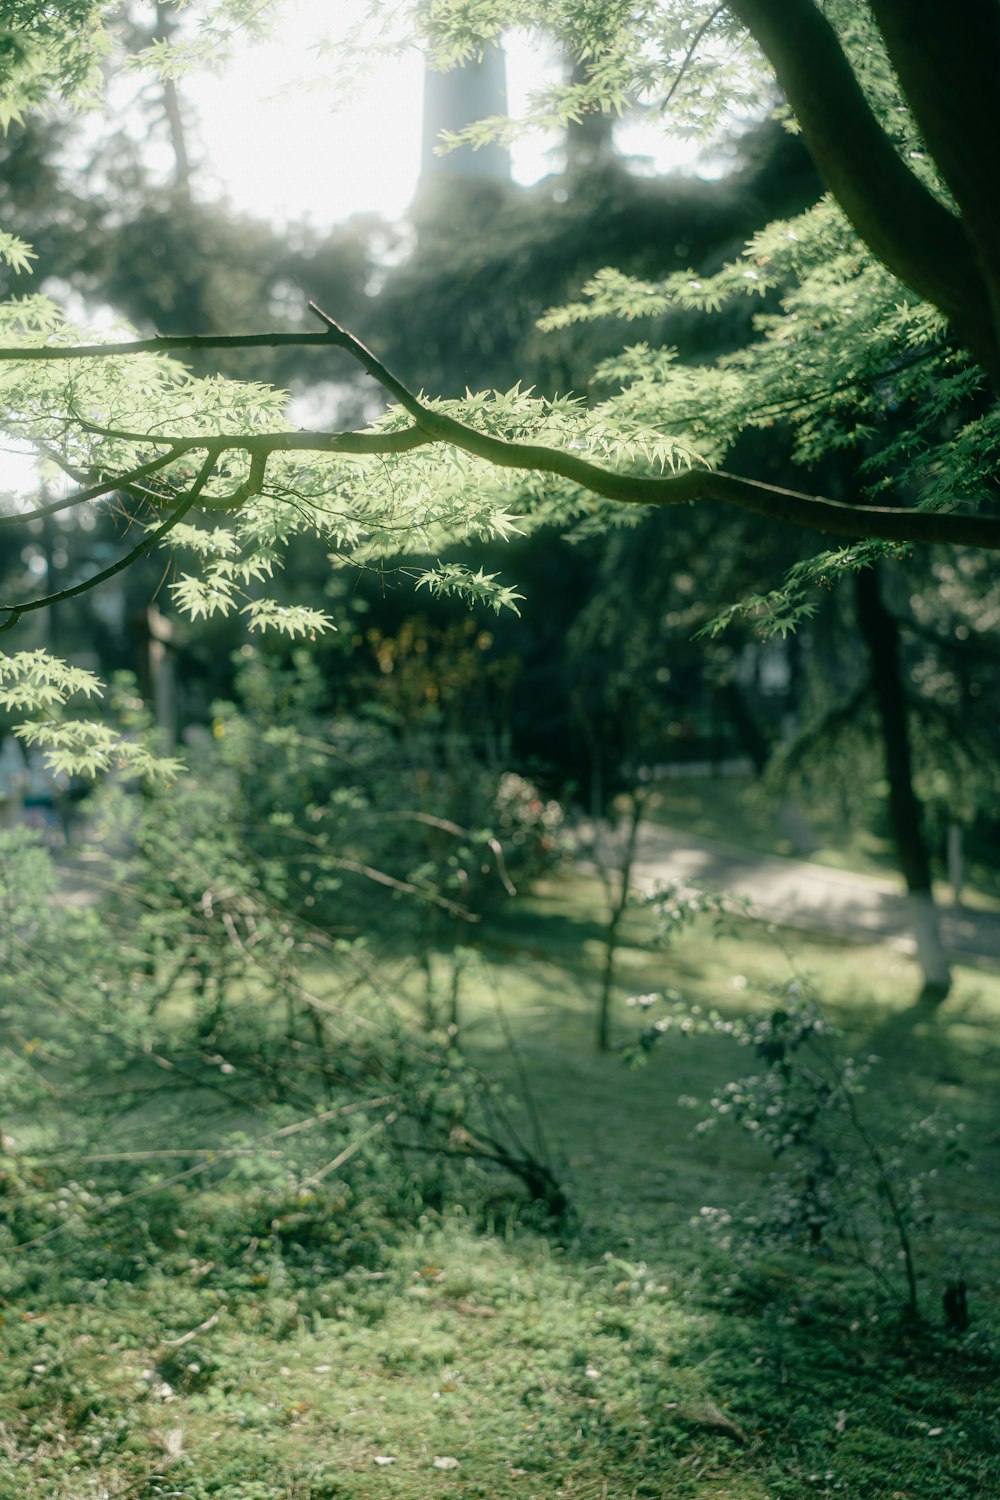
1,872,999,1500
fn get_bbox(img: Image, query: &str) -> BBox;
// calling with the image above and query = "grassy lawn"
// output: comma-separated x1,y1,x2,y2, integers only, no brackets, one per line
2,871,999,1499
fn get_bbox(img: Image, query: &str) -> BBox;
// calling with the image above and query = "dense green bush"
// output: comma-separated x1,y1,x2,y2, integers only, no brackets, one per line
0,806,568,1336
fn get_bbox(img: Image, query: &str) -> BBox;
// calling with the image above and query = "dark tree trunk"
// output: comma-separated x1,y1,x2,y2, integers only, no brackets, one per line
718,678,770,775
728,0,999,383
854,566,951,1000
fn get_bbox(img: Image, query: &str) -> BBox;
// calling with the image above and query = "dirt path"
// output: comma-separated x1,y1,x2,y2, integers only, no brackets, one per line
628,822,1000,963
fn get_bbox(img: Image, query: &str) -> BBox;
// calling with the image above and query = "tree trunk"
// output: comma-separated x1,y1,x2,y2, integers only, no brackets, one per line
727,0,998,381
947,822,964,909
595,788,646,1052
854,567,951,1001
154,1,194,194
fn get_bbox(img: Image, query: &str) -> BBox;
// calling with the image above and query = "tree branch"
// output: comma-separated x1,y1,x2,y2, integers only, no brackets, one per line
0,329,346,362
302,304,1000,546
0,451,215,630
3,317,1000,549
725,0,997,379
65,419,1000,548
660,4,727,112
0,447,185,527
74,416,426,459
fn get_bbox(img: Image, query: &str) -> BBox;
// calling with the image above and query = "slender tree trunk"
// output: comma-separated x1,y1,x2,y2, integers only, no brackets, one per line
854,567,951,1001
947,822,965,909
595,788,646,1052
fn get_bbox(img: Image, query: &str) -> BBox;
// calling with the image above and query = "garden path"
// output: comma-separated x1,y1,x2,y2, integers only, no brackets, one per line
628,821,1000,962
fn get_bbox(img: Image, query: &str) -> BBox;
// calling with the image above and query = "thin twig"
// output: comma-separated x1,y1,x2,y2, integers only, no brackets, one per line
161,1311,221,1347
0,446,184,528
0,329,348,361
0,451,215,628
73,1147,282,1163
660,5,727,113
294,1110,399,1190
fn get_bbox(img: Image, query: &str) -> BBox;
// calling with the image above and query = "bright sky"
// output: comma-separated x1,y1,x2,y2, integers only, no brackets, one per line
184,0,703,228
1,1,707,502
185,1,429,227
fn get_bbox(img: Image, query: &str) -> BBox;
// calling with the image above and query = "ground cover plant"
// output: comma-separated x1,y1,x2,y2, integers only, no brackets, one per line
2,830,998,1500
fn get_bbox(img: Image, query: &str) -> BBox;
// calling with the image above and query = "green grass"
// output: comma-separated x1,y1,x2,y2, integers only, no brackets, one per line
2,872,999,1500
479,873,1000,1252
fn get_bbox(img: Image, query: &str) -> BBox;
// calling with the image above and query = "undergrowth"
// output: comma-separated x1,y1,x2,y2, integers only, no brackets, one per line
0,836,998,1498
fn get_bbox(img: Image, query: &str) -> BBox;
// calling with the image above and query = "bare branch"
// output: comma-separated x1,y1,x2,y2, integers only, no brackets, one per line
0,329,345,362
306,302,431,421
326,856,479,921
